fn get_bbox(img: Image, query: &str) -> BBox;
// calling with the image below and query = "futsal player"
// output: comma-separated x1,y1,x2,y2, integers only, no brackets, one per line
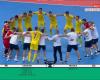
15,15,23,32
5,28,19,61
47,11,58,35
23,11,33,30
26,27,43,63
48,30,63,64
33,8,46,30
60,28,81,62
82,18,90,29
89,21,100,53
38,29,48,63
9,17,16,30
83,27,93,57
57,11,74,33
75,16,83,47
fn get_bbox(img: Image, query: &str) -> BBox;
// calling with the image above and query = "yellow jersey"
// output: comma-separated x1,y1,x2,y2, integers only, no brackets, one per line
34,11,46,22
64,14,74,25
49,15,57,24
31,31,42,45
76,19,83,29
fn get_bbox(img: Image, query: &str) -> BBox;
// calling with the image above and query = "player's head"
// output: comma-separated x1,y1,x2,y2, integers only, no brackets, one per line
65,11,69,16
4,21,8,26
48,11,52,16
75,16,80,20
39,8,42,12
15,15,18,20
28,10,33,15
41,29,45,33
71,28,75,32
23,12,27,17
82,18,87,23
34,27,38,31
28,27,32,31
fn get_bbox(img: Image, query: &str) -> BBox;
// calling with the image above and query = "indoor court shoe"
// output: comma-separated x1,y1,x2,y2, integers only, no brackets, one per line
78,58,82,62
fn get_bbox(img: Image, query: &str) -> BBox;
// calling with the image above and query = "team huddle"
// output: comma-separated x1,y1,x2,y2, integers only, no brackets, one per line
2,8,100,64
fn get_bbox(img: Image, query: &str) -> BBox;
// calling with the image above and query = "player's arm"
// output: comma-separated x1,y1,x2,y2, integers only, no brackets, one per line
14,32,23,35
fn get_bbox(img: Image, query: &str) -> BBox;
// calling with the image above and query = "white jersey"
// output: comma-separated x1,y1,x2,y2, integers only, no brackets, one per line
10,34,18,45
48,34,61,47
23,32,31,43
91,26,99,39
39,35,48,45
83,28,92,41
67,32,78,45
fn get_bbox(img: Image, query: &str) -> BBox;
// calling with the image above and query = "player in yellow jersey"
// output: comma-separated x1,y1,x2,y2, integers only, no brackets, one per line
23,11,33,30
57,11,74,33
47,11,58,35
26,27,43,63
64,11,74,33
9,17,16,30
33,8,46,30
75,16,83,47
15,15,23,32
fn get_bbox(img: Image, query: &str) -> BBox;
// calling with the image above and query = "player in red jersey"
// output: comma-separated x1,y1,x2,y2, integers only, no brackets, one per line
82,19,90,29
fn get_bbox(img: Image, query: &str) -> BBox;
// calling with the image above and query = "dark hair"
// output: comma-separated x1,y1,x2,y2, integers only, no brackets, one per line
27,27,32,31
82,18,87,22
39,8,42,10
76,16,80,18
41,29,44,33
4,21,8,23
65,11,69,14
15,15,18,18
23,12,27,15
49,11,52,14
71,28,75,32
29,10,32,13
35,27,38,30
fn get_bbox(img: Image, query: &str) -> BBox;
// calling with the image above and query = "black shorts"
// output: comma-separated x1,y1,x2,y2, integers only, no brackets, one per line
92,39,98,44
67,45,78,52
85,40,92,48
23,43,30,50
38,45,46,51
10,44,19,50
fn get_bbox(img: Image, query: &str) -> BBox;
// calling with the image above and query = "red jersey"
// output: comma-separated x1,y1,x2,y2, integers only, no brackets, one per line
84,22,90,29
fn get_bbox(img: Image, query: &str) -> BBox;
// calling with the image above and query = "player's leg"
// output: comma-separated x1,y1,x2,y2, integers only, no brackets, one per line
14,45,19,61
73,45,81,61
22,43,27,61
64,25,68,33
42,46,47,61
57,46,63,63
32,45,38,63
65,45,71,62
53,46,57,64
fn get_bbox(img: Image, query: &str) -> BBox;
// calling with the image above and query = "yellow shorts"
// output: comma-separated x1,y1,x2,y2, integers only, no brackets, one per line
38,22,45,28
30,44,38,51
76,29,81,34
64,24,73,30
18,25,23,32
50,23,58,30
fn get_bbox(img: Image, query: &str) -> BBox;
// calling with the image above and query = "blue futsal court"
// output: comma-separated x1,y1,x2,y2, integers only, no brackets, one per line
0,1,100,65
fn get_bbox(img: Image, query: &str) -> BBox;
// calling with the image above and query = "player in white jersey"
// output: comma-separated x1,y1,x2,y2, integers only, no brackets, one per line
89,22,100,53
5,28,19,61
63,28,81,62
48,30,63,64
22,28,32,61
38,29,48,63
83,27,93,57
